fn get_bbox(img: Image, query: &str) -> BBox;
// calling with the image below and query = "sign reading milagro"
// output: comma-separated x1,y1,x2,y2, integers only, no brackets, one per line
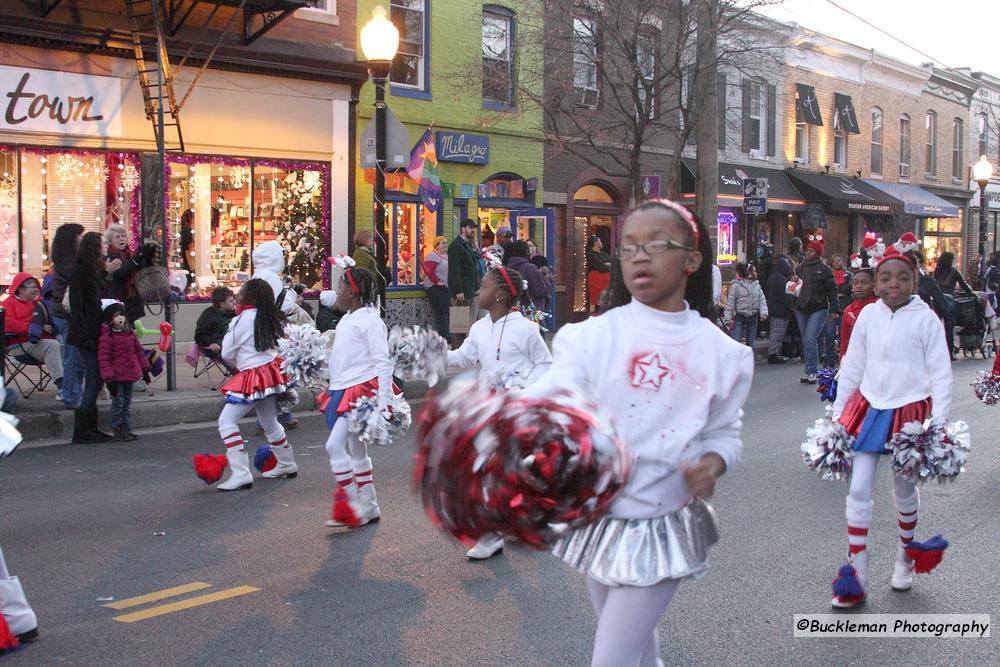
1,66,123,137
435,131,490,165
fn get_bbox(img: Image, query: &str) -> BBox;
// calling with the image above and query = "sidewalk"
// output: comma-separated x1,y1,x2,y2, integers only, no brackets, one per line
9,361,432,444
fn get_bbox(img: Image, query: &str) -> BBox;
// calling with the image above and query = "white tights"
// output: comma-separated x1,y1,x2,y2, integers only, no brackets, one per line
217,398,284,443
324,417,371,481
846,452,919,536
586,576,679,667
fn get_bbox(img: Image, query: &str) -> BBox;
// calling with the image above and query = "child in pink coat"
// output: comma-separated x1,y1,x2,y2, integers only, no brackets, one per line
98,302,150,441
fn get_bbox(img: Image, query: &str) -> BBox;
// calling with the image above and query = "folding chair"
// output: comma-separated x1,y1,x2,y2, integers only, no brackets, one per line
191,345,232,391
3,334,53,399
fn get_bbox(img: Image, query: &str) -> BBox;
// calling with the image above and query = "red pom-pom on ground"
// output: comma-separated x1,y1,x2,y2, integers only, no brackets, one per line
0,614,19,652
193,453,228,484
331,488,360,528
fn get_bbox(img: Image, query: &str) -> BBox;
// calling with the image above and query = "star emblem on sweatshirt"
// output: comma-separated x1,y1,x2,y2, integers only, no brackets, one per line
630,351,673,390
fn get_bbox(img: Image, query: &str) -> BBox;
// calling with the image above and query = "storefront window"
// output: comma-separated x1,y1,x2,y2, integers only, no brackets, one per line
19,148,140,278
388,200,436,287
923,212,963,271
254,163,326,289
717,209,737,265
0,146,18,284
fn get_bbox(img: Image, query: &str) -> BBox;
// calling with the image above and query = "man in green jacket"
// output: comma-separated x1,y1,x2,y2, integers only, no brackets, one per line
448,218,482,325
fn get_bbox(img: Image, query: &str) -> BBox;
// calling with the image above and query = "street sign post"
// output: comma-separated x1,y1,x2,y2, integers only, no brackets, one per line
742,178,768,262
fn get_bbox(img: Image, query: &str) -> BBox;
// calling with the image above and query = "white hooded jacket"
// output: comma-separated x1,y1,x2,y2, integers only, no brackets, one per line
252,241,295,317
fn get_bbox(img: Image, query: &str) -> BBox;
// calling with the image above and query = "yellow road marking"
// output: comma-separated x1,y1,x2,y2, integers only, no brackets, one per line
103,582,213,610
112,586,261,623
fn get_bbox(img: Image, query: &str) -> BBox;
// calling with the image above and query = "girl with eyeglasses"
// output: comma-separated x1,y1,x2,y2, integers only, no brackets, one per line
526,200,754,667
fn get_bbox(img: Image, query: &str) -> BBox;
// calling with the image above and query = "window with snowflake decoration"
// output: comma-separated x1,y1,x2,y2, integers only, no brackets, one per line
0,146,18,286
386,199,438,288
17,148,140,277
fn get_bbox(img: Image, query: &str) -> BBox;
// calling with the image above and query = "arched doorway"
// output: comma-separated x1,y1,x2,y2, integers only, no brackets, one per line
572,182,619,313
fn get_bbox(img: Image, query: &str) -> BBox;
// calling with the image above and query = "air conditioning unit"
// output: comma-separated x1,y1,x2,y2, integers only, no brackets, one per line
899,163,910,178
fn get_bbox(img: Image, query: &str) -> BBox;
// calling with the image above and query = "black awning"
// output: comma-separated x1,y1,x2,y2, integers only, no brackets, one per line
786,171,901,215
833,93,861,134
796,84,823,126
681,158,807,210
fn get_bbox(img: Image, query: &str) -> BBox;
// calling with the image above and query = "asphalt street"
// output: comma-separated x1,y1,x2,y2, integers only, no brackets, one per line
1,357,998,666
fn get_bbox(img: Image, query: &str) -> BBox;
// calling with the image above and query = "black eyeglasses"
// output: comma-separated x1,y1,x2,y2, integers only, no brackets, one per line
616,239,694,259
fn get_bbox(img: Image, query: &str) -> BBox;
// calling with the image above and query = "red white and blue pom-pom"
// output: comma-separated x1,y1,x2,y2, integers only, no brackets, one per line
971,371,1000,406
801,407,854,481
330,488,360,528
345,394,412,447
831,563,866,605
193,453,228,484
253,445,277,473
889,420,970,484
276,388,300,413
817,367,838,402
388,325,448,387
278,324,329,389
413,375,629,549
905,534,948,573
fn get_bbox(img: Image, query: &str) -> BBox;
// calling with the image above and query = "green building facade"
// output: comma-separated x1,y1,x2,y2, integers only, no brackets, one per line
354,0,545,327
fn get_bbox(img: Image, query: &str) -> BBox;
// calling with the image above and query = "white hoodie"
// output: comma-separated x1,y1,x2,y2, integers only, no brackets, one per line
447,311,551,385
251,241,296,316
833,296,952,423
526,300,754,519
221,309,278,371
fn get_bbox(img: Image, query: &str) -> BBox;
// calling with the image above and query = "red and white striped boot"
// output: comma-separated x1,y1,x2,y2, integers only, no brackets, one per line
0,546,37,648
217,432,253,491
261,436,297,479
891,488,919,591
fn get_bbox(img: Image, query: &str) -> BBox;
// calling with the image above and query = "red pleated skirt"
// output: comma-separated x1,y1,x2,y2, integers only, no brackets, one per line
317,377,402,416
220,358,289,404
837,392,932,437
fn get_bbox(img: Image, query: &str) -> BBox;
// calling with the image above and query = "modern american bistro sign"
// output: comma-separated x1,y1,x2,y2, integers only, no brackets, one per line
435,131,490,165
1,66,123,137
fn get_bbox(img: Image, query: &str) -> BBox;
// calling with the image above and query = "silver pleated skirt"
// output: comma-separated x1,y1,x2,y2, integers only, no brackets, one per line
552,499,720,587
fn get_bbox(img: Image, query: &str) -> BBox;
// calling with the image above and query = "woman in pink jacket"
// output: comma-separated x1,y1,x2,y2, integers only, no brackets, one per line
98,302,150,441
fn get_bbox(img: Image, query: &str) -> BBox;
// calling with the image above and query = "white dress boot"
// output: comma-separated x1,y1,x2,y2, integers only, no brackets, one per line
355,484,381,525
217,447,253,491
466,533,505,560
890,544,915,591
0,547,38,643
262,444,298,479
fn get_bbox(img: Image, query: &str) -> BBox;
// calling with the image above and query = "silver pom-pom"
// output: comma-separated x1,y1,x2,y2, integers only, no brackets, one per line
971,371,1000,406
800,407,855,481
276,388,299,412
345,394,412,447
388,326,449,387
278,324,329,388
890,419,971,485
489,367,535,392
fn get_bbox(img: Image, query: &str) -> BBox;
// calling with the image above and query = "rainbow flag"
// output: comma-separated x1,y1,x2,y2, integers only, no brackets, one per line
407,127,442,212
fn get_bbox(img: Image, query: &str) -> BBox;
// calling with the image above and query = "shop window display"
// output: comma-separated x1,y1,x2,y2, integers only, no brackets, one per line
18,147,140,279
0,147,18,284
923,215,963,271
388,201,436,287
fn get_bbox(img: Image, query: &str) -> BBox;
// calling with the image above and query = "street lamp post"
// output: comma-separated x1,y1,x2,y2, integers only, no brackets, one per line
360,6,399,315
973,155,994,257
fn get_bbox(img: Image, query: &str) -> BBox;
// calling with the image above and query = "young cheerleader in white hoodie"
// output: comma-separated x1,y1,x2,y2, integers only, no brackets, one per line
209,278,297,491
829,246,952,607
447,263,552,559
528,201,754,667
320,264,396,529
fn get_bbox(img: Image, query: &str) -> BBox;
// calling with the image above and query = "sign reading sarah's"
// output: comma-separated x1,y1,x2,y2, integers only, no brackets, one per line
435,131,489,165
1,66,123,137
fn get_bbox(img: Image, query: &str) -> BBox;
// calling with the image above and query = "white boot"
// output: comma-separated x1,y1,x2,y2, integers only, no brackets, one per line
355,484,381,525
0,576,38,642
325,483,363,528
891,543,915,591
262,444,298,479
217,447,253,491
466,533,505,560
831,550,869,608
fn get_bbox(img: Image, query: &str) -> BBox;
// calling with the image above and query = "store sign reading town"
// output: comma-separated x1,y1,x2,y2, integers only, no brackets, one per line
1,66,123,137
435,131,490,165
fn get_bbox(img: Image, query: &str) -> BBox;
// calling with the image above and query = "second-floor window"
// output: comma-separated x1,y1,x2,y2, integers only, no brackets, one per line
795,122,809,162
635,31,657,119
870,108,883,176
925,111,937,176
952,118,963,180
390,0,426,90
749,80,764,153
482,7,514,107
573,17,599,107
979,113,989,158
899,114,910,178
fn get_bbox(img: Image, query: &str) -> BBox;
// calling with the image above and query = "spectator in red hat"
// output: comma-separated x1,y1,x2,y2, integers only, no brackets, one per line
794,239,840,384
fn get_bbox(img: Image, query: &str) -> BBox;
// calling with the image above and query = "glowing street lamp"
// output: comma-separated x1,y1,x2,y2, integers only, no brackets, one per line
973,155,994,255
